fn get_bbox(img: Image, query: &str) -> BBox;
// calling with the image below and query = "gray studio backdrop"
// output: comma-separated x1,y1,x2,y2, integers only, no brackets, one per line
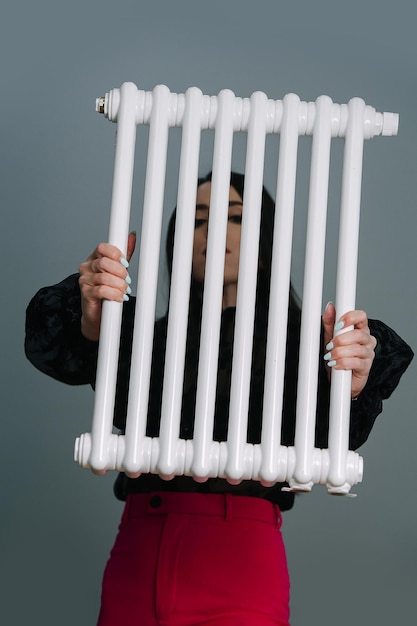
2,1,416,624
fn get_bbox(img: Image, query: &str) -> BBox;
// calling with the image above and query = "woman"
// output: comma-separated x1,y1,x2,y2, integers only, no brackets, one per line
25,172,413,625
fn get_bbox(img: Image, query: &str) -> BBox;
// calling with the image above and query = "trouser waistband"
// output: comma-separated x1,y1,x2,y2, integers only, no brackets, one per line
123,492,282,527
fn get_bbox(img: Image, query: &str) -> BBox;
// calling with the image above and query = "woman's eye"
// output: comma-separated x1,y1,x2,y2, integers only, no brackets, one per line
228,215,242,225
195,218,208,229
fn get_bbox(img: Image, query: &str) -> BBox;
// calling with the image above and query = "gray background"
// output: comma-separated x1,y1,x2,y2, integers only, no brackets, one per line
1,1,416,624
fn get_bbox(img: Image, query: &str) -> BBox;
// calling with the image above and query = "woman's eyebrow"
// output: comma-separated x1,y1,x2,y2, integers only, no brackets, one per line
229,201,243,208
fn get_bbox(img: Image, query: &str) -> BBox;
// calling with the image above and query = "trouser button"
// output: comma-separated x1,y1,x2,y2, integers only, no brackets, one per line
150,494,162,508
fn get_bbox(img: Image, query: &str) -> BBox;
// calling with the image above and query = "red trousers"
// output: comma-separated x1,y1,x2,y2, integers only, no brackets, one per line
97,492,290,626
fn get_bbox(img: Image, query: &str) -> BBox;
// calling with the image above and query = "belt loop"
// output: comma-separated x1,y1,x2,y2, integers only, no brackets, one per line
274,504,282,529
122,495,132,523
225,494,233,521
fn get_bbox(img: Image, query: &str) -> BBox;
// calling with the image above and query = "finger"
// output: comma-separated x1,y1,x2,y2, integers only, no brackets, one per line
325,354,375,374
81,283,130,304
92,255,131,278
81,272,131,302
322,302,336,346
87,268,130,291
327,329,376,351
324,340,375,363
79,255,130,286
335,309,369,331
85,242,127,264
127,232,137,262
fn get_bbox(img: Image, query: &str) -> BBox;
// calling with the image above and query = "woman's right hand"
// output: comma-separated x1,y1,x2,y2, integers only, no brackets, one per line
78,233,136,341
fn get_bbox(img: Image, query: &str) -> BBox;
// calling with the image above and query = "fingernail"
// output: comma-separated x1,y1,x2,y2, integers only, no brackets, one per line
125,274,132,285
125,285,132,295
120,257,129,268
326,341,334,351
123,294,130,301
325,301,334,310
324,351,332,361
327,359,336,367
334,320,344,332
129,230,137,236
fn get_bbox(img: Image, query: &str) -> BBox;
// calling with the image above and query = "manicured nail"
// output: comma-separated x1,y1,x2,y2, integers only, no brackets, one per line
334,320,344,332
324,351,332,361
125,285,132,295
327,359,336,367
125,274,132,285
120,257,129,268
325,301,334,310
123,294,130,301
129,230,137,236
326,341,334,351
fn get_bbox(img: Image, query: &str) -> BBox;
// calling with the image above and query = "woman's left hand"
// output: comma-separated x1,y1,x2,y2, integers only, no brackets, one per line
322,302,377,399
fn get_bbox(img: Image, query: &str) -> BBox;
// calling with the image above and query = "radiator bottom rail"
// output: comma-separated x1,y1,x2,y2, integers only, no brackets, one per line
74,433,363,495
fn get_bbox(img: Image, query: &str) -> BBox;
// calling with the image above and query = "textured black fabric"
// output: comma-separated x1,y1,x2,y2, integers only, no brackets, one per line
25,273,414,510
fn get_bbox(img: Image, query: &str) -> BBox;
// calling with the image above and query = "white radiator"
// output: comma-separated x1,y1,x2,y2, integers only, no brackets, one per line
74,82,398,495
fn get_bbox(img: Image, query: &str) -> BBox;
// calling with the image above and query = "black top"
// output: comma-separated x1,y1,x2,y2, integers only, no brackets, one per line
25,273,414,510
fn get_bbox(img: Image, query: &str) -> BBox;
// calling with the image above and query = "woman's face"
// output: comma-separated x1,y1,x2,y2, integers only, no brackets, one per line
192,181,243,307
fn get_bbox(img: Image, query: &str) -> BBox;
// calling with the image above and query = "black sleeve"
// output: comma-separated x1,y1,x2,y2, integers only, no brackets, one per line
25,273,99,385
24,272,146,431
348,319,413,449
315,318,414,450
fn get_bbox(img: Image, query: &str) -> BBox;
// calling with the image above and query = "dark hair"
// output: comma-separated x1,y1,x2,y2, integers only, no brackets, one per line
165,171,300,317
